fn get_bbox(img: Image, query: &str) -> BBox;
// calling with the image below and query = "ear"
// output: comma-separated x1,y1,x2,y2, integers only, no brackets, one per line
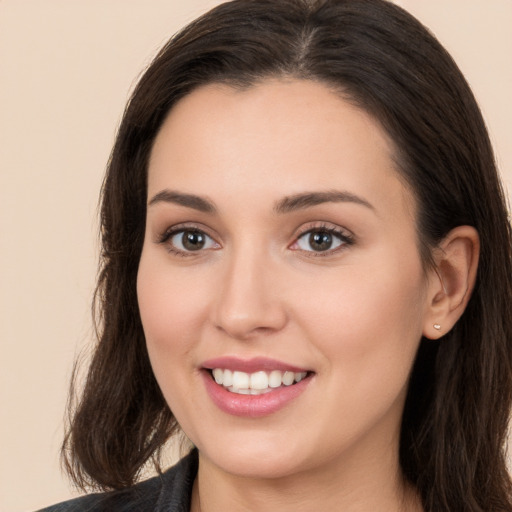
423,226,480,340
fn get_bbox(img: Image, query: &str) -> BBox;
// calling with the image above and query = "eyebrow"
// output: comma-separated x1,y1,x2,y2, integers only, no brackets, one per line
148,190,217,213
148,189,375,215
274,190,375,214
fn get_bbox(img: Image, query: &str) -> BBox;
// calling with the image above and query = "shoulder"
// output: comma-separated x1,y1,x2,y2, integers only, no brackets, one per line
36,449,198,512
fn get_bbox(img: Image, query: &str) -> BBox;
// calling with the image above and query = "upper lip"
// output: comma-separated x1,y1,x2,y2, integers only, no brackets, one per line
201,356,310,373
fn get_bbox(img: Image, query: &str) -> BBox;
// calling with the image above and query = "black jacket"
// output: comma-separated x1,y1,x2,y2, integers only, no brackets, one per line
36,449,198,512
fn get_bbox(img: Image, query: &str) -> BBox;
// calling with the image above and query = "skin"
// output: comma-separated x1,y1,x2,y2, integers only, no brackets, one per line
137,79,443,511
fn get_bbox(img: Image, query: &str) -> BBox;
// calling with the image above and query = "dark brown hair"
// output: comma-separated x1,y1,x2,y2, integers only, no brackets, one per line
63,1,512,510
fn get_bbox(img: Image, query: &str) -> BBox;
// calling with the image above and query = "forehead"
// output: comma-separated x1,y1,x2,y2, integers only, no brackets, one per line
148,79,415,221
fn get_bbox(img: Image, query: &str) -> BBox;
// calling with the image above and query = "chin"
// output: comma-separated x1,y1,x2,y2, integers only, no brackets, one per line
195,433,311,479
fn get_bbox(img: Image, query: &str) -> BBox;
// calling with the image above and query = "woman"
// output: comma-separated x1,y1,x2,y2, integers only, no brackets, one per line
40,0,512,510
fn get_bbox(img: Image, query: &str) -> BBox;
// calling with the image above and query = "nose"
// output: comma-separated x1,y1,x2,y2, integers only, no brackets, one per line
212,247,288,340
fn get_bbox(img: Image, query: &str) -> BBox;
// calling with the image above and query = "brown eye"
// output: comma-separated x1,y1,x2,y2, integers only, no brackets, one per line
182,231,206,250
308,232,333,251
295,229,348,253
169,229,218,252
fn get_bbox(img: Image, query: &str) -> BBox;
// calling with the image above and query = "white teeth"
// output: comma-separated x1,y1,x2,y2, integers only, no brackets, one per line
282,371,295,386
211,368,308,394
213,368,223,384
249,371,268,390
223,369,233,387
232,371,249,390
268,370,282,388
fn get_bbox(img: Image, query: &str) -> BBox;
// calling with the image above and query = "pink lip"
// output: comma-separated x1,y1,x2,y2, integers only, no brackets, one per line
200,357,313,418
201,356,309,373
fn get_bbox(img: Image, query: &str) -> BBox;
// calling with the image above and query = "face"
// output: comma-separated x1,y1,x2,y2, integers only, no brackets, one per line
137,80,433,481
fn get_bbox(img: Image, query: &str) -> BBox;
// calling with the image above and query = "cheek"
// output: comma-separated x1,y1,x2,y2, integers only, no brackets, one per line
136,253,210,419
291,256,427,373
299,262,427,434
137,255,210,349
136,255,216,412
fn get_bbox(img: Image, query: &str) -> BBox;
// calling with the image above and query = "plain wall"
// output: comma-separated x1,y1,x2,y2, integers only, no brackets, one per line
1,1,510,511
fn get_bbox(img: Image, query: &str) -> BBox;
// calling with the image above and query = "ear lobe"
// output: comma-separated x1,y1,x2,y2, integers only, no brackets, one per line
423,225,480,339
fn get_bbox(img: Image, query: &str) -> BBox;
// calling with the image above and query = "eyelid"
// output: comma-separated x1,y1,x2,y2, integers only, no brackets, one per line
156,222,221,255
156,222,214,243
294,221,353,239
289,222,355,256
155,221,354,257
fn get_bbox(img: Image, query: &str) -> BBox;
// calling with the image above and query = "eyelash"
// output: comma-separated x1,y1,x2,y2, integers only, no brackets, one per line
157,223,218,257
156,222,355,257
291,223,355,257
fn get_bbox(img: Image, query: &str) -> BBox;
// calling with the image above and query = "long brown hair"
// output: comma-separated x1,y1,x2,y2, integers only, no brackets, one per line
63,1,512,509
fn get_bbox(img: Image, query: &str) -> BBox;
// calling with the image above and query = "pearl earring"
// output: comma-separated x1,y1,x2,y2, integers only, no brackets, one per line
433,323,441,331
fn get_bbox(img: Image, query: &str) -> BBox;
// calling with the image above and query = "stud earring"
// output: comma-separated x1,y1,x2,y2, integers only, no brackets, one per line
433,323,441,331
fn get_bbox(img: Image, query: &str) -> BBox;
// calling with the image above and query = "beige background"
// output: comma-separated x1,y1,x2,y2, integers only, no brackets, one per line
1,1,510,511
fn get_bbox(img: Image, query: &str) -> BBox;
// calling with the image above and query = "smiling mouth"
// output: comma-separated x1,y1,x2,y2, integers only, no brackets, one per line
209,368,310,395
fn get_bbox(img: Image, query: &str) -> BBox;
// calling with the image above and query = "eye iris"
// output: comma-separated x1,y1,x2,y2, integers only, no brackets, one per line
182,231,205,251
309,231,332,251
